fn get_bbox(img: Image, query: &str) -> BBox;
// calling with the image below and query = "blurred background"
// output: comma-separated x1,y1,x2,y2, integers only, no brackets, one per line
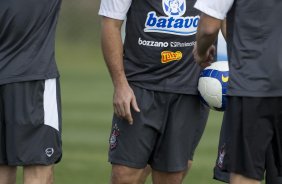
47,0,226,183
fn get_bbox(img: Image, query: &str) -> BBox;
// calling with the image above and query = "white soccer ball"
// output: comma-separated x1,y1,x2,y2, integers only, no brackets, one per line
198,61,229,111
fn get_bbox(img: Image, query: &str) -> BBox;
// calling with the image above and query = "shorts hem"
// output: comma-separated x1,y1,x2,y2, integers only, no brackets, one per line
0,156,62,166
227,168,263,181
213,167,229,183
150,164,188,173
109,159,147,169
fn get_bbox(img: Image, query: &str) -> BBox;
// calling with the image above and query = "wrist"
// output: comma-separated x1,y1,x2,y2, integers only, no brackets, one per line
113,76,129,89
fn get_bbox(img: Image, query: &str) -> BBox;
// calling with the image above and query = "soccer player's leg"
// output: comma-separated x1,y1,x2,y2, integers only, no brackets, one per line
138,165,152,183
0,166,17,184
139,160,192,183
23,165,54,184
2,79,62,184
109,85,162,184
111,165,148,184
152,170,187,184
149,94,209,184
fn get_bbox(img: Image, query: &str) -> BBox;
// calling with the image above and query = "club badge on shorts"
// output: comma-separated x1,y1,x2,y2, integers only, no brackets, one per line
217,144,226,168
110,123,120,150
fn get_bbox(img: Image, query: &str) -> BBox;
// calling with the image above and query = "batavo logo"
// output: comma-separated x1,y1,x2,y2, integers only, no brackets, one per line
161,51,182,63
144,0,199,36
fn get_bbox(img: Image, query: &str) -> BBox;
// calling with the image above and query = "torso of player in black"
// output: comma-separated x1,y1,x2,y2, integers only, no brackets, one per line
0,0,61,85
124,0,203,95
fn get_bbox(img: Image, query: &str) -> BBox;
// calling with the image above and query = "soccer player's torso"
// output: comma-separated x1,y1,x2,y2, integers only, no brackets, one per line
0,0,61,85
124,0,202,94
226,0,282,97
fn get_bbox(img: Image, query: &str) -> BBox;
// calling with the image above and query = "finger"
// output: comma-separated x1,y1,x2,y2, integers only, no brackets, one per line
115,102,125,118
200,62,211,68
113,105,119,117
119,103,126,118
131,96,140,112
210,45,216,56
208,54,214,62
124,103,133,124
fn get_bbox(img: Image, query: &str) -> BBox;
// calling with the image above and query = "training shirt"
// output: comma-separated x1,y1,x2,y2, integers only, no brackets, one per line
99,0,203,95
195,0,282,97
0,0,61,85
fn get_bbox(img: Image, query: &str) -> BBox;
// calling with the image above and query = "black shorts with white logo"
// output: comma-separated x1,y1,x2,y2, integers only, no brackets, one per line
214,96,282,181
0,79,62,166
108,84,209,172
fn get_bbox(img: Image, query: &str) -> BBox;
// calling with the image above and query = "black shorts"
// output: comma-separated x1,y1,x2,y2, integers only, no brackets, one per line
0,79,62,166
108,84,209,172
214,111,282,184
214,96,282,181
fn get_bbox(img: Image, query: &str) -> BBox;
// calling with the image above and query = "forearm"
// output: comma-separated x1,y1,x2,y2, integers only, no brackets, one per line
101,17,128,88
196,13,221,57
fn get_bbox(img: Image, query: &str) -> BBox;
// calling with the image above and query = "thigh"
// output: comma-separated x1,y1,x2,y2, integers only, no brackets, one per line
149,95,209,172
1,79,62,166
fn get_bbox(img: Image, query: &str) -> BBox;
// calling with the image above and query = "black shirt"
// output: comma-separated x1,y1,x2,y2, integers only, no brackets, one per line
227,0,282,97
124,0,202,94
0,0,61,85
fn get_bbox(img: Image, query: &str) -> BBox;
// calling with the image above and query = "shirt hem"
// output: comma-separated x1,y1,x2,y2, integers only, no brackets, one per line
129,82,199,95
227,89,282,97
0,73,60,85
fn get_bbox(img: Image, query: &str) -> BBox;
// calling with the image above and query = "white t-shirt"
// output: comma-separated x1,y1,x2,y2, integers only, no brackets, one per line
98,0,132,20
194,0,234,20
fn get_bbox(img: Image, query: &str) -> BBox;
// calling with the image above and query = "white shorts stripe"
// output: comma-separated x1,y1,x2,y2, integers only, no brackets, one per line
43,79,59,131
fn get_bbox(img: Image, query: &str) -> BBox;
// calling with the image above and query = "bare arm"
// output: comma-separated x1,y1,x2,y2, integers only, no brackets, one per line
221,18,227,40
193,13,222,67
101,17,140,124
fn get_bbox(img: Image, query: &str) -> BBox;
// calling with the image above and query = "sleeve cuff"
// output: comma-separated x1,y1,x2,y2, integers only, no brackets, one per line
194,1,226,20
98,10,126,20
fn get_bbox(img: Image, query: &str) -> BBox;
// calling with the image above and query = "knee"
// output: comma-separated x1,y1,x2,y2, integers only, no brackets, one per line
23,165,54,184
111,165,144,184
152,170,187,184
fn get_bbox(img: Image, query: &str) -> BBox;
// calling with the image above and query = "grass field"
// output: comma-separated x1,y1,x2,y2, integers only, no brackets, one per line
13,1,264,183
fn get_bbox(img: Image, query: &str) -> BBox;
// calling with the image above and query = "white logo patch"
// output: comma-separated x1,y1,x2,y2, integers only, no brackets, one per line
45,148,54,157
163,0,186,17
